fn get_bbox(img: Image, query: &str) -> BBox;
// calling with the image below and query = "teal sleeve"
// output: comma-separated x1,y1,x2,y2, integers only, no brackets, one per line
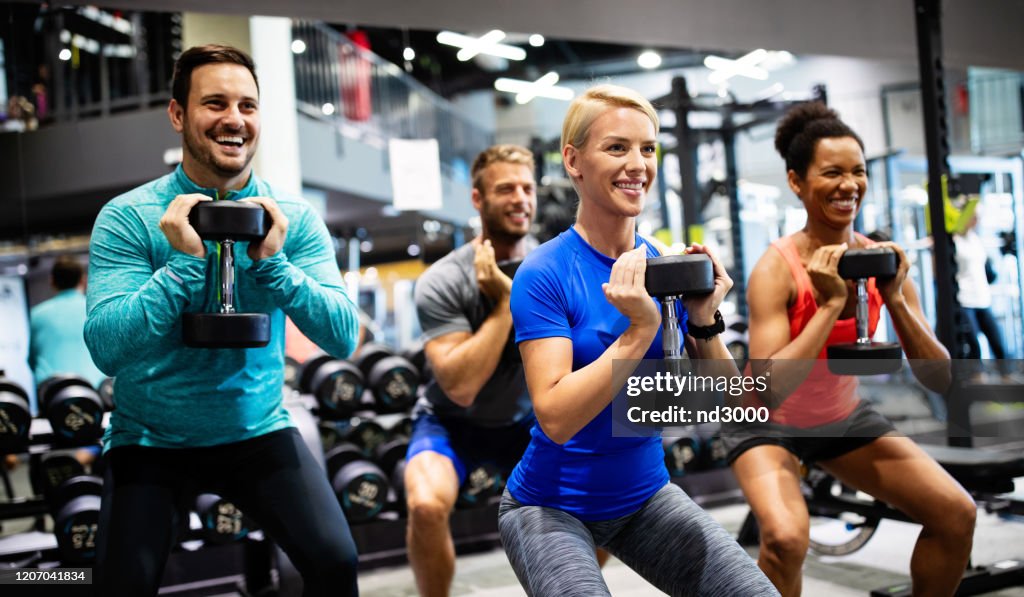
248,207,359,359
84,204,207,375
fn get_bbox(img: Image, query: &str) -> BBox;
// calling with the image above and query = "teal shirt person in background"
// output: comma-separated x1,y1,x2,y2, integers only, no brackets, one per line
85,44,360,596
29,255,105,399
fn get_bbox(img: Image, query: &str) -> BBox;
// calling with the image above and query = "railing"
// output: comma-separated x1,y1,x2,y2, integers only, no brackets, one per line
291,21,494,178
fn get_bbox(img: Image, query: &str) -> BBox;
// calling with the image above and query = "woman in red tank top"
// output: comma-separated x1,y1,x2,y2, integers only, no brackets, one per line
729,103,975,596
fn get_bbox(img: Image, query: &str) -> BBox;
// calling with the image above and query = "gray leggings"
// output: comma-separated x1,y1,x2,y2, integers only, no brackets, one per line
499,484,778,597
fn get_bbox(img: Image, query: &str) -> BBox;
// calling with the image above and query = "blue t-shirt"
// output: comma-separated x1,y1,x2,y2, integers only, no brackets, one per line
507,227,687,521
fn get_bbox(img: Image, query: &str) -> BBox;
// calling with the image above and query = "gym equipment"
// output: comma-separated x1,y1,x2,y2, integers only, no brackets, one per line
32,452,86,498
325,443,389,523
37,375,105,446
456,463,505,509
284,357,301,390
299,354,367,419
826,248,903,375
182,201,272,348
644,254,715,364
662,433,701,477
386,416,413,441
0,375,31,454
195,493,250,544
351,344,420,413
51,475,102,565
496,258,524,362
97,377,115,411
400,343,431,385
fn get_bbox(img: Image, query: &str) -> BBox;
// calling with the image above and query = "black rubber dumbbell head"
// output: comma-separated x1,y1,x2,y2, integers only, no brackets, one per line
373,437,409,479
837,247,898,280
34,452,86,501
0,377,31,453
325,443,390,523
662,434,701,477
351,343,396,378
52,475,102,565
38,375,104,446
195,493,250,544
188,200,270,241
182,312,270,348
366,356,420,413
645,254,715,298
456,463,505,508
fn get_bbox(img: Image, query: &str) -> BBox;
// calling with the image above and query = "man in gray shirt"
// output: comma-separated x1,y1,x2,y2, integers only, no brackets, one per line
405,145,537,596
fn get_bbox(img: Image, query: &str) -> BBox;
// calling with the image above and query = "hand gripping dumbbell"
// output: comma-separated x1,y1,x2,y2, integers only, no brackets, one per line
644,254,716,367
826,247,903,375
182,201,272,348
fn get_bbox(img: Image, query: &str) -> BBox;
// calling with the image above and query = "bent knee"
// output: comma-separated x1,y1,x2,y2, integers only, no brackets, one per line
927,494,976,540
407,495,452,528
759,525,809,564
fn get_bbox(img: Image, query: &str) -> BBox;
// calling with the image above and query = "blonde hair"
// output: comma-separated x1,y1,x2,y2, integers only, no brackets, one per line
471,144,535,193
561,84,659,151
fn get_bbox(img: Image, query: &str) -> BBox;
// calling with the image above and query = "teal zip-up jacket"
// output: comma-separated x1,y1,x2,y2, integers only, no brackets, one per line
85,165,359,450
30,288,105,391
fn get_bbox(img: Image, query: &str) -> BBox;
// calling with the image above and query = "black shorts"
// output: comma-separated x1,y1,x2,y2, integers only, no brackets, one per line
721,400,897,466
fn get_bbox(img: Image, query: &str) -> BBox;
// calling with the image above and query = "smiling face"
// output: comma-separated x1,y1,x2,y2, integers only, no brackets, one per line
168,62,260,189
473,161,536,243
564,107,657,218
789,136,867,230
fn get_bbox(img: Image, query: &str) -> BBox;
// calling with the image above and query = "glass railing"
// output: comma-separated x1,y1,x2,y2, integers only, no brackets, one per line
291,20,494,180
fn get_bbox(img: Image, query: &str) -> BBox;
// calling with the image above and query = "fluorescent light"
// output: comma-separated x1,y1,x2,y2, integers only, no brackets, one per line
291,39,306,54
437,29,526,61
705,49,770,84
529,34,545,47
637,51,662,70
495,72,575,103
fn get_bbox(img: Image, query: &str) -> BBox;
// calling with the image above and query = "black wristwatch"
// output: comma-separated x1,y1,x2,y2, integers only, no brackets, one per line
686,310,724,340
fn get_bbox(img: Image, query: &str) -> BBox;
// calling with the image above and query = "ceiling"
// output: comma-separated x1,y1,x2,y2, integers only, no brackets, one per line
15,0,1024,70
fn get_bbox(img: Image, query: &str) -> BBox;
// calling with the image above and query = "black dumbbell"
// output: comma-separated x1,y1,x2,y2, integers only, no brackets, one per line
0,374,32,454
496,258,524,362
51,475,102,565
343,418,388,456
645,254,715,363
456,463,505,509
325,443,390,523
400,343,432,385
387,416,413,441
827,248,903,375
299,355,367,420
182,201,272,348
352,344,420,413
37,375,104,446
374,437,409,512
32,451,86,498
97,377,115,411
662,433,702,477
195,493,250,544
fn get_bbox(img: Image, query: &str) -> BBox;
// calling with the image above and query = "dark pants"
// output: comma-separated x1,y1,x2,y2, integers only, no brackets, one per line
95,428,358,596
963,307,1007,360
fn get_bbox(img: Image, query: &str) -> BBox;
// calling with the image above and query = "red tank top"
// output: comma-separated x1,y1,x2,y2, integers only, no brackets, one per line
761,233,884,427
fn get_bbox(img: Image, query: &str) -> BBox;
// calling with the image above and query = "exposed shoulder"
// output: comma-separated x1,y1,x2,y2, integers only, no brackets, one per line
748,244,794,306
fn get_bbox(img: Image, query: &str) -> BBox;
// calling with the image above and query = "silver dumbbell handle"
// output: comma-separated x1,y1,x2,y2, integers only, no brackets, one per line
219,240,236,314
855,279,869,344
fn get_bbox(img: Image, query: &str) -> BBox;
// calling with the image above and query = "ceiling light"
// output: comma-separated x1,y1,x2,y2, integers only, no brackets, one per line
437,30,526,61
321,103,335,115
637,51,662,70
704,49,769,84
403,47,416,61
58,48,72,61
495,72,575,104
291,39,306,54
529,34,545,47
407,244,421,257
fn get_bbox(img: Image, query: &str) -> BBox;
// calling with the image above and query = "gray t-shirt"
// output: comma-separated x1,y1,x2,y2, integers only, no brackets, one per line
414,240,536,426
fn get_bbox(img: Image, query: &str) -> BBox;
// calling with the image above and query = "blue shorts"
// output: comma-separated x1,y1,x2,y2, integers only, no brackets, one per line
406,413,535,484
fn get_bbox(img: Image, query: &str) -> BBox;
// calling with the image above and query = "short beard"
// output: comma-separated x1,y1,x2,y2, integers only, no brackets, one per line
182,123,252,178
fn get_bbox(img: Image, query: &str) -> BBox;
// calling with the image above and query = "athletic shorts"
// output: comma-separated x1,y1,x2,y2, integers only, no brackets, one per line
406,412,535,484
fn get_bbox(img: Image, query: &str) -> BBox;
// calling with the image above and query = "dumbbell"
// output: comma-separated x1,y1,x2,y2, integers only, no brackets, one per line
456,463,505,509
299,355,367,420
325,443,390,523
31,451,86,498
195,493,250,544
387,416,413,441
662,433,702,477
182,201,272,348
826,248,903,375
97,377,116,411
400,343,432,386
51,475,102,565
352,344,420,413
37,375,105,446
644,254,715,365
374,436,409,512
0,374,32,454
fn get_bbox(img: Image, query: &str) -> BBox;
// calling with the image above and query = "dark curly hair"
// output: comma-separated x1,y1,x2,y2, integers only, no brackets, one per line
774,102,863,178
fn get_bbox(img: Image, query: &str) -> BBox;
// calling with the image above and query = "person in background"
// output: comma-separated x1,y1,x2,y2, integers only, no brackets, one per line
29,254,104,390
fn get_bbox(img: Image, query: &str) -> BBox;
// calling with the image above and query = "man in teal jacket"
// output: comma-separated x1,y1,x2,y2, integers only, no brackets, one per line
85,45,360,596
29,254,104,394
